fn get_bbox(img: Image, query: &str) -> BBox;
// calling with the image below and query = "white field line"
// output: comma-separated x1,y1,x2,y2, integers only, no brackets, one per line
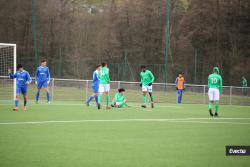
0,118,250,125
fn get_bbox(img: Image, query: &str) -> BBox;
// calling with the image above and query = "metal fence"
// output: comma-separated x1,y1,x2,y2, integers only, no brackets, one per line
0,76,249,106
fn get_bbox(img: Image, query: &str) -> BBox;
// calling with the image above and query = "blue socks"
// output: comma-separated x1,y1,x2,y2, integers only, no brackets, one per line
36,91,40,102
46,92,50,102
95,96,98,105
15,100,18,107
177,95,182,103
87,96,94,104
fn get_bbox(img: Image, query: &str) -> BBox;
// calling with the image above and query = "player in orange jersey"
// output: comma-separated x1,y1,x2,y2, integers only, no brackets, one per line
175,72,186,104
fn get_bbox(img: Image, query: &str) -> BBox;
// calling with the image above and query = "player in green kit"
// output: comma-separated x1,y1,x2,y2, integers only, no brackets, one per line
140,65,155,108
111,88,127,108
98,63,111,109
208,67,223,117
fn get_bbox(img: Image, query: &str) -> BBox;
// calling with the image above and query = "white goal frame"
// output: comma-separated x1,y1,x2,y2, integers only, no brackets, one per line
0,43,16,100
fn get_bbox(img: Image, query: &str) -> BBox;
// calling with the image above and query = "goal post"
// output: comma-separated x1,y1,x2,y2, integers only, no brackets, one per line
0,43,16,101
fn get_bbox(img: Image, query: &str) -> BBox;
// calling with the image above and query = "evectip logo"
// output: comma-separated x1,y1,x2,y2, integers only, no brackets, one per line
226,146,250,156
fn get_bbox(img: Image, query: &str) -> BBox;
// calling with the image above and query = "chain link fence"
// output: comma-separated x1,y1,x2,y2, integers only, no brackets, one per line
0,76,249,106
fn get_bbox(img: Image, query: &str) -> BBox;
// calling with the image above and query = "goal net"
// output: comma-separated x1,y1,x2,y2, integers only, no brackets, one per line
0,43,16,101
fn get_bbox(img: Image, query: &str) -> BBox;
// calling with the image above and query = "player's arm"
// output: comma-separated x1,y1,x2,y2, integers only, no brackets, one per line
26,72,32,85
207,76,211,88
8,69,16,79
47,68,51,84
35,68,39,84
219,76,223,94
149,71,155,85
175,78,178,90
183,80,186,90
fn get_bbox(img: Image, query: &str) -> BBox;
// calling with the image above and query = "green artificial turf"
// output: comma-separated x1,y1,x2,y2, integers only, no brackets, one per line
0,102,250,167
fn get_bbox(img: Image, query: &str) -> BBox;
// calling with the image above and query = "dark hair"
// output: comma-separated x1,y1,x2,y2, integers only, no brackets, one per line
179,72,184,75
41,59,46,63
101,63,107,67
118,88,125,93
17,64,23,69
141,65,147,69
96,64,102,69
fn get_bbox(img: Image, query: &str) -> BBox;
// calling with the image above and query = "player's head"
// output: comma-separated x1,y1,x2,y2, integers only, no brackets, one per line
41,59,47,67
213,67,220,74
17,64,23,71
96,64,102,71
141,65,147,72
178,72,184,78
118,88,125,94
101,63,107,67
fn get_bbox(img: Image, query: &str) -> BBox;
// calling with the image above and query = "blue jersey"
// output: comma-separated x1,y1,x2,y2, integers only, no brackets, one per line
92,70,100,87
35,66,50,82
9,70,32,87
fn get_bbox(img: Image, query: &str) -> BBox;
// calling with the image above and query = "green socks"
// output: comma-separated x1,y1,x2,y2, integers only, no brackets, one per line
209,102,213,109
143,95,147,104
98,94,103,103
106,96,110,106
215,104,219,113
150,95,154,102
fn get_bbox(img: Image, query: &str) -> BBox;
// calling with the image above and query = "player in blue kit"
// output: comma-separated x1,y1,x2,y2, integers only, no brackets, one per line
86,64,102,107
8,64,32,111
35,60,51,103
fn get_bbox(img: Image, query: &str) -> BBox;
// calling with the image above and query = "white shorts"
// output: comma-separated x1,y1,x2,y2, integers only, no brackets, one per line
208,88,220,101
142,85,153,93
99,84,110,93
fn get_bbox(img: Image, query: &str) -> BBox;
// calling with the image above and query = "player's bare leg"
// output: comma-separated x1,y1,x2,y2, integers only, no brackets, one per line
149,92,154,108
13,94,19,111
23,94,27,111
141,91,147,108
209,100,214,116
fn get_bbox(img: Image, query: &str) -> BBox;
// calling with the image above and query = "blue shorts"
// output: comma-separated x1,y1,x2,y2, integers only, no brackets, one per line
92,85,99,94
37,80,48,89
177,89,183,95
16,86,27,95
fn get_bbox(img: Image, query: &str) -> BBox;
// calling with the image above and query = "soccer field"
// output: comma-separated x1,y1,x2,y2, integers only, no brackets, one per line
0,102,250,167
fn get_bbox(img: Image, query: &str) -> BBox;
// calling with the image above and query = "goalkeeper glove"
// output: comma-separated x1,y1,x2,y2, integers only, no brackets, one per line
148,83,152,86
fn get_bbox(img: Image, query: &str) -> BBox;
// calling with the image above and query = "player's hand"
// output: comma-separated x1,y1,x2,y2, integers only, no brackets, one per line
221,94,224,97
8,68,11,74
47,81,50,84
148,83,152,86
35,81,38,85
140,83,142,87
176,87,178,90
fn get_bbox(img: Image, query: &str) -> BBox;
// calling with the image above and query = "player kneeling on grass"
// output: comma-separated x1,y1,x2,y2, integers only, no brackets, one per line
86,64,102,107
8,64,32,111
208,67,223,117
140,65,155,108
111,88,127,108
175,72,186,104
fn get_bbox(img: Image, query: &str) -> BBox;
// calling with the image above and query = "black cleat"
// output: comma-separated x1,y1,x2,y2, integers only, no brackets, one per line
209,109,213,116
151,103,154,108
141,105,147,108
97,103,101,110
86,103,90,107
111,104,115,107
214,112,218,117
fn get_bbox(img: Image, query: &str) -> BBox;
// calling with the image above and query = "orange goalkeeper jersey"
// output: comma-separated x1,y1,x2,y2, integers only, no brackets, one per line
175,77,185,90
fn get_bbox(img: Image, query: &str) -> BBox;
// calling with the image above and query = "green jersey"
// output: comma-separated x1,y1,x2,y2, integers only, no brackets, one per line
99,67,110,84
242,79,248,87
114,93,125,102
140,70,155,86
208,73,223,94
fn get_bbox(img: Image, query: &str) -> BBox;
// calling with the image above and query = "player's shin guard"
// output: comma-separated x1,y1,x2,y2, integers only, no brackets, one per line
215,104,219,113
46,92,50,102
36,91,40,102
106,96,110,106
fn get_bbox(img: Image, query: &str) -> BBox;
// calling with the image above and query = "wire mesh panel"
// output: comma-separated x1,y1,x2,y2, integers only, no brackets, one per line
0,76,13,101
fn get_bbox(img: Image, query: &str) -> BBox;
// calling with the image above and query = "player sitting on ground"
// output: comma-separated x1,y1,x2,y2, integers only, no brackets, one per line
8,64,32,111
175,72,186,104
111,88,127,108
86,64,102,107
208,67,223,117
97,63,111,109
140,65,155,108
35,59,51,103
